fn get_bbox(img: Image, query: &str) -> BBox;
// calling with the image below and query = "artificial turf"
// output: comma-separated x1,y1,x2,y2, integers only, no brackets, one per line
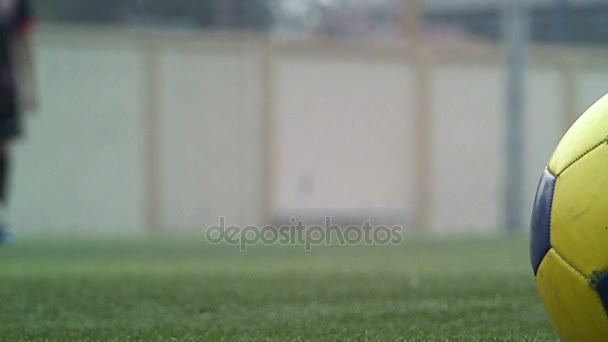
0,235,556,341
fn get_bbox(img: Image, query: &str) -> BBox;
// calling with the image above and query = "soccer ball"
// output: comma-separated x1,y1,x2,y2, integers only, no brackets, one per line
531,93,608,341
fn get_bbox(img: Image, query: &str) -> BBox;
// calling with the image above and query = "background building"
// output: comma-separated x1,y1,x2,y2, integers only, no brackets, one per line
14,1,607,234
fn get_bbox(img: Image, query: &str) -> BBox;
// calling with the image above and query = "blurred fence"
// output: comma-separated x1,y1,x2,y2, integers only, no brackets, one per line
11,24,608,234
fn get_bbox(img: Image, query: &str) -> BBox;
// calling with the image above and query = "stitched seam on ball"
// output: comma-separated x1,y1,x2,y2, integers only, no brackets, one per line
557,138,607,177
546,171,555,266
551,248,608,320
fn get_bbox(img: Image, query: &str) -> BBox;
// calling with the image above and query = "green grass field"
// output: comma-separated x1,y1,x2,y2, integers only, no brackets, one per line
0,235,556,341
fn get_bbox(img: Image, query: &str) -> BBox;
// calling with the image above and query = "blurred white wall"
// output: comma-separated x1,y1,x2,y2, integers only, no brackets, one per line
156,45,265,232
274,56,416,226
9,25,605,234
13,36,148,234
429,65,504,232
12,27,267,234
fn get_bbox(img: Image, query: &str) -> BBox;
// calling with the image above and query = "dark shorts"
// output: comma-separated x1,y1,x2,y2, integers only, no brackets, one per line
0,84,20,140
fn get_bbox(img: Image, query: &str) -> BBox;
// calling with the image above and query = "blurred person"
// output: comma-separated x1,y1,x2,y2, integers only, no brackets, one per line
0,0,36,245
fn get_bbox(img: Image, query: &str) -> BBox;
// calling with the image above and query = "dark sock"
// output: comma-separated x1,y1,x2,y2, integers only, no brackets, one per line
0,149,9,205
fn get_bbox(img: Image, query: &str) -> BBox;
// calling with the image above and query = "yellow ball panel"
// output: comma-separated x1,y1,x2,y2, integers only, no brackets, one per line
548,93,608,176
551,144,608,276
536,249,608,342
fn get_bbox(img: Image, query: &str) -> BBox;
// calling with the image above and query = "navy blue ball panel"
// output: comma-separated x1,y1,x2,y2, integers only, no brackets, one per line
530,168,556,276
595,273,608,316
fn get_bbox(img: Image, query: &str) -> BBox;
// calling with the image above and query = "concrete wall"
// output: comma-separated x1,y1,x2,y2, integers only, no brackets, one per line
14,34,148,233
12,27,267,234
273,55,416,226
10,25,607,234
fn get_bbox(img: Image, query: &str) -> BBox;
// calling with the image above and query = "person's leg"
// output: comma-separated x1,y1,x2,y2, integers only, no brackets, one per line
0,84,21,244
0,140,10,205
0,140,13,244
